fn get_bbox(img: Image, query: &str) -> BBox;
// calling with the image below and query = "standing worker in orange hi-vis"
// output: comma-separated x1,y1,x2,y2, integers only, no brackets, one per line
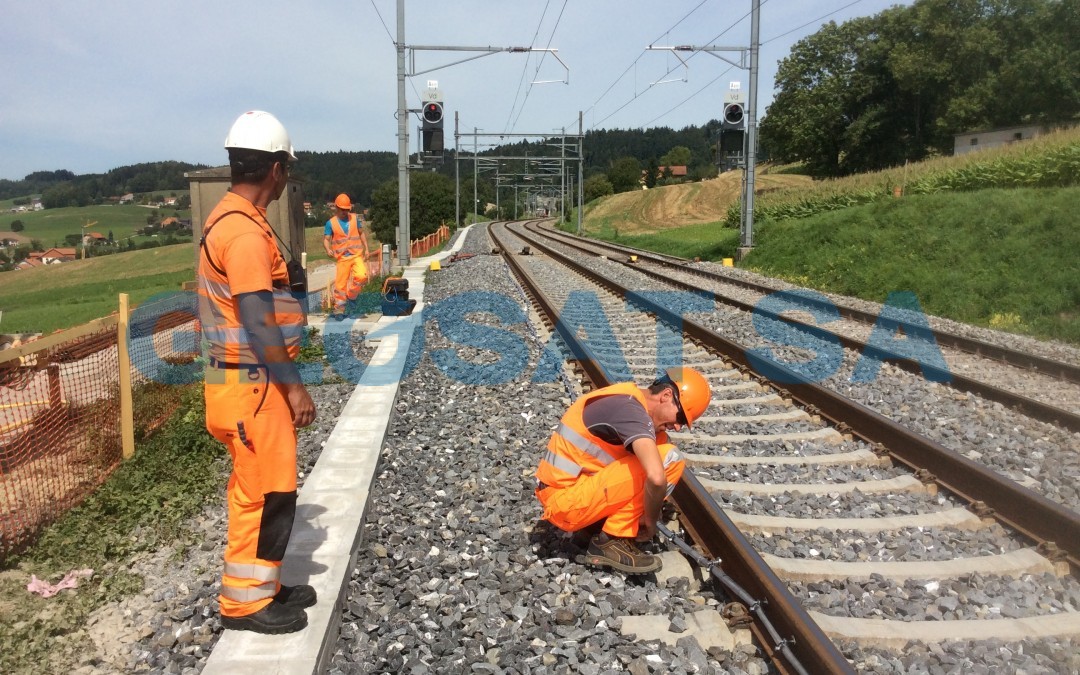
322,193,370,318
535,367,712,574
196,110,317,634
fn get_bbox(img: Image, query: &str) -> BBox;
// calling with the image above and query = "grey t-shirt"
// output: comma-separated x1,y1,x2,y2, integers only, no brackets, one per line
581,394,655,451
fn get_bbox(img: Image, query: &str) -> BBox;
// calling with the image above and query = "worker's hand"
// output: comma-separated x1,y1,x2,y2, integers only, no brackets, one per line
636,517,657,542
285,383,316,428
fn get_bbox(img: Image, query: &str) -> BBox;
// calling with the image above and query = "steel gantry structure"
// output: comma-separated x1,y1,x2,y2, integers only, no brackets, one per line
454,114,585,233
647,0,761,255
394,0,567,265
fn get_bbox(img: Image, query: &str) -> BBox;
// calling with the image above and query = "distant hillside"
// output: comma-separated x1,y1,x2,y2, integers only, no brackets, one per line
0,119,730,216
0,162,206,208
584,168,811,234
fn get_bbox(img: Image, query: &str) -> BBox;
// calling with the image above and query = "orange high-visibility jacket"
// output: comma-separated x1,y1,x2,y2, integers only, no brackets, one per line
197,193,305,365
328,214,365,259
537,382,668,489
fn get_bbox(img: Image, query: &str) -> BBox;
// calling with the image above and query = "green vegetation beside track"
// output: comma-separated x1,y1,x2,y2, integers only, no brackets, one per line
588,187,1080,345
744,187,1080,344
3,203,191,249
0,388,223,673
0,244,195,333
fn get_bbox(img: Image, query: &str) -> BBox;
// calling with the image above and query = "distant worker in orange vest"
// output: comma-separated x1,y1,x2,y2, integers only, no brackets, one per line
197,110,317,634
535,367,712,574
322,193,370,317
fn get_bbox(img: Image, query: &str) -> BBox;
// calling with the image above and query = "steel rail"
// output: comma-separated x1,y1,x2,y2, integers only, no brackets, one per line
525,222,1080,433
490,222,855,675
531,221,1080,386
508,222,1080,575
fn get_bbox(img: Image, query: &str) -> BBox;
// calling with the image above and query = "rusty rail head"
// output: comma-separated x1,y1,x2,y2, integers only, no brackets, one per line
673,474,856,675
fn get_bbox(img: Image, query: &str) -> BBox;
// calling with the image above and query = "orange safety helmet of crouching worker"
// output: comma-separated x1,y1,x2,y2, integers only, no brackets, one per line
334,193,353,211
656,366,711,429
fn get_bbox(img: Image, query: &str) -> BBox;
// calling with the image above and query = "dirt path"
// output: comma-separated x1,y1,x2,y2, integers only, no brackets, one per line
585,168,811,234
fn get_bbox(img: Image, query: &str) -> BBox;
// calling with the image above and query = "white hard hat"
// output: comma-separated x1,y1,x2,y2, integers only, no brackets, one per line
223,110,296,160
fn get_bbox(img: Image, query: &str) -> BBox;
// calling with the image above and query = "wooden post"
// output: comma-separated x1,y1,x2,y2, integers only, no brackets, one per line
117,293,135,459
47,365,62,408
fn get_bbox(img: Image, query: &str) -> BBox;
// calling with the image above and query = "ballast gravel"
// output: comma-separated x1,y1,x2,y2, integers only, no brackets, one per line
55,224,1078,674
329,227,768,674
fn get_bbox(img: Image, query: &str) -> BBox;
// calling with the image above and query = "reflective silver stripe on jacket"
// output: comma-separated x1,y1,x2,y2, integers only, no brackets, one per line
540,450,583,477
663,446,683,496
223,561,280,583
554,422,615,463
662,447,682,468
219,581,278,603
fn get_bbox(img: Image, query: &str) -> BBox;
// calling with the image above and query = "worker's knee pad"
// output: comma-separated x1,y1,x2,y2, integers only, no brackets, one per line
256,490,297,561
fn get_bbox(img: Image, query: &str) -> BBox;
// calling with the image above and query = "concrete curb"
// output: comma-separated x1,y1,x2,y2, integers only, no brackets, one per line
203,228,472,674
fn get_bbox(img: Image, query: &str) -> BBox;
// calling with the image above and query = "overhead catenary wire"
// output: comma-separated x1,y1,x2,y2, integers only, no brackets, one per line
588,3,759,129
508,0,569,133
368,0,395,43
592,0,868,130
503,0,554,134
369,0,446,126
762,0,868,44
575,0,715,129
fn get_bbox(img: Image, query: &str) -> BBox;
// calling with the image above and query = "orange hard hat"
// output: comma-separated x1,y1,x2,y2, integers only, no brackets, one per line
658,366,711,429
334,194,352,210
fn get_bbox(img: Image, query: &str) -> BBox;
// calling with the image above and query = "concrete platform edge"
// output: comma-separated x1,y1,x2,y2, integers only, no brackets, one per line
202,228,472,674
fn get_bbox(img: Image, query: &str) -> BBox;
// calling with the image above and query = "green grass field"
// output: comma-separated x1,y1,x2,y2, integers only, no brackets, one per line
1,244,196,333
592,187,1079,344
744,187,1080,343
0,225,384,334
594,219,739,260
2,203,190,249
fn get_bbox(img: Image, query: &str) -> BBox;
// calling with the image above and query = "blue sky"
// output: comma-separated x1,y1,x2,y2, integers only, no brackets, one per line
0,0,909,181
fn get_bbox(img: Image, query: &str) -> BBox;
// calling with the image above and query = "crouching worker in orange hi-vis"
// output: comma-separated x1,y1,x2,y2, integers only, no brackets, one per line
322,193,370,317
197,111,318,635
535,367,712,574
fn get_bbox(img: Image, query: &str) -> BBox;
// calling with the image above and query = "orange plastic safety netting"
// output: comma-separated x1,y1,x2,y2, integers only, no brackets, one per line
0,293,200,561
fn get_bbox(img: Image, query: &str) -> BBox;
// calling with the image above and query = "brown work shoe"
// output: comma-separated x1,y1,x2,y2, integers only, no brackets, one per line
582,532,662,574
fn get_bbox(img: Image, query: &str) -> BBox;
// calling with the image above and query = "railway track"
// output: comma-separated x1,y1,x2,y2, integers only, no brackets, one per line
490,220,1080,673
526,221,1080,430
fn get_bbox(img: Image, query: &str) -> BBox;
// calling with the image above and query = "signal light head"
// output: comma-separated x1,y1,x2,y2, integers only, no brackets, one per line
423,102,444,124
724,102,744,125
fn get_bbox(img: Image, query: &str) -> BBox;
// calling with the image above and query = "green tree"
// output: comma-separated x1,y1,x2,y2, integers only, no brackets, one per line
583,174,614,203
660,145,692,167
461,176,496,220
645,157,659,189
369,172,456,244
607,157,642,193
10,220,23,232
761,0,1080,176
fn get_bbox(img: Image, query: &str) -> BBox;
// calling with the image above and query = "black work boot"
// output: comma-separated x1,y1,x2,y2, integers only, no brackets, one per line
582,532,662,574
221,600,308,634
276,583,317,609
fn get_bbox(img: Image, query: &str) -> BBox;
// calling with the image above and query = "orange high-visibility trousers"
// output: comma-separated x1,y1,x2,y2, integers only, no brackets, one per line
204,365,298,618
537,444,685,538
333,255,368,310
